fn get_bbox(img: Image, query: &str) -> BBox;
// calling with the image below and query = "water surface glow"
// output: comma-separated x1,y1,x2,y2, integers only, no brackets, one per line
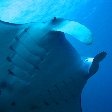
0,0,92,23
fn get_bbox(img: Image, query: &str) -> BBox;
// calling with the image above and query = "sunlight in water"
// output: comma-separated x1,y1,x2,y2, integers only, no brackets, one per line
0,0,89,24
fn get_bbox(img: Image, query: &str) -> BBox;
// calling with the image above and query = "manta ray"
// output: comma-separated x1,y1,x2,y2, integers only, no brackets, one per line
0,17,106,112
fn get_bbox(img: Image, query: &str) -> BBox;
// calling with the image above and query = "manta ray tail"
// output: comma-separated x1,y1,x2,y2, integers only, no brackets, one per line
89,51,107,77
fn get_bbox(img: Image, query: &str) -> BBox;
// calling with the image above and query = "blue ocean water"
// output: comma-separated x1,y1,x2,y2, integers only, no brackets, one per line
73,1,112,112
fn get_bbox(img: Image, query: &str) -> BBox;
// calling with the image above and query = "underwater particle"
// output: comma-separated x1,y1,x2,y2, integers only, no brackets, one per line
0,81,8,89
11,101,16,106
64,99,69,103
47,89,51,95
55,102,59,105
44,101,50,106
30,105,40,111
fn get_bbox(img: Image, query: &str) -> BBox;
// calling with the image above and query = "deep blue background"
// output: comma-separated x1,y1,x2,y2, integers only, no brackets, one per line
68,0,112,112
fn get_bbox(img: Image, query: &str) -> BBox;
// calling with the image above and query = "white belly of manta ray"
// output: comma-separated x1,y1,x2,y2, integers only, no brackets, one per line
0,18,106,112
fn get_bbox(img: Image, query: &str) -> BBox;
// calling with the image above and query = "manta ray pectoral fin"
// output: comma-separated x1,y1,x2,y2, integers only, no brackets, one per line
93,51,107,63
89,51,107,77
51,18,93,45
0,20,28,44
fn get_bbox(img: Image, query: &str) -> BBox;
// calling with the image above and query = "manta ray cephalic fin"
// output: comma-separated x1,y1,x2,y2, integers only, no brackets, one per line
51,17,93,45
